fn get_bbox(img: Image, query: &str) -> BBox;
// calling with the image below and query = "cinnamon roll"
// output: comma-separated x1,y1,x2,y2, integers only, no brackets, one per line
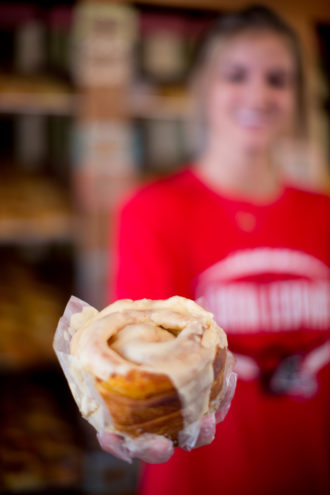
68,296,230,447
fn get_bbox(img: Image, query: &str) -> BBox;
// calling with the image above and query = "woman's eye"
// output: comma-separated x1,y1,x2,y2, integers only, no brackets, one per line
267,71,292,88
224,70,247,83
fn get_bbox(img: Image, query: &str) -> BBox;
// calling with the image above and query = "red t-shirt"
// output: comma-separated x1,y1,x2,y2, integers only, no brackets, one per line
113,168,330,495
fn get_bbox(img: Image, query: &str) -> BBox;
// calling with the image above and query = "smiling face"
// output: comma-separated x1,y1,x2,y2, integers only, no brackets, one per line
201,30,297,153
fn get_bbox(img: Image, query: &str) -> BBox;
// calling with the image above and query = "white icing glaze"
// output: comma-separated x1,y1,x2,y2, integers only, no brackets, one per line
69,305,98,336
69,296,227,446
111,323,176,364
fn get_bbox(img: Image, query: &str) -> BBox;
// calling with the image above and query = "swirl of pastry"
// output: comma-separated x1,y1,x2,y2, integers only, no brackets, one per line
70,296,229,446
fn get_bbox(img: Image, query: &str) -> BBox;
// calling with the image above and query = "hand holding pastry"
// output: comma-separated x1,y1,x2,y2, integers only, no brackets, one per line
97,400,236,464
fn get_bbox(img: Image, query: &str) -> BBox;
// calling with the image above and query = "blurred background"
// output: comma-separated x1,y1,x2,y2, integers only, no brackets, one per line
0,0,329,494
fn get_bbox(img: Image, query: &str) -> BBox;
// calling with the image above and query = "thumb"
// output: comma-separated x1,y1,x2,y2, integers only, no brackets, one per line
97,432,132,463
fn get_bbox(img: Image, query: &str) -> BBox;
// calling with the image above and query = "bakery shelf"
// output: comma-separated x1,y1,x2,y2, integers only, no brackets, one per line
0,174,76,244
0,75,76,115
0,245,74,372
131,0,330,19
0,368,138,494
0,369,84,493
0,216,76,244
0,91,77,116
129,91,190,119
0,83,190,121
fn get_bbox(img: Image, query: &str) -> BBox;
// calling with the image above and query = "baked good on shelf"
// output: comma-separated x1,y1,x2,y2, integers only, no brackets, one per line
0,257,65,370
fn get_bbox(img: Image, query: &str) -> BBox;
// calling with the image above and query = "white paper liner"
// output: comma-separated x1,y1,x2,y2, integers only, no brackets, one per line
54,296,113,432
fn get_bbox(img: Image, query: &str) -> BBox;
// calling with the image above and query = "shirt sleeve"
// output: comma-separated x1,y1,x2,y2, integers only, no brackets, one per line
112,192,178,301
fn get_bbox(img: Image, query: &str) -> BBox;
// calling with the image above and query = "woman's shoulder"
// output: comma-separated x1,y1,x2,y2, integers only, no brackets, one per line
121,167,196,212
285,183,330,209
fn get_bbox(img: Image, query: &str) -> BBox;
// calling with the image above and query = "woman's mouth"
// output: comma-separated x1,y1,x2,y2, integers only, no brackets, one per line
235,109,273,129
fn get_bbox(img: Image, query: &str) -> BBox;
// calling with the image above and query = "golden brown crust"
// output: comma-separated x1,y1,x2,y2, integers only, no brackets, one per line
118,411,184,444
97,369,174,399
95,346,227,442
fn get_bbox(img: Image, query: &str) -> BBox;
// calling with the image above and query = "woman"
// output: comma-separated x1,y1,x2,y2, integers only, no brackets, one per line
101,5,330,495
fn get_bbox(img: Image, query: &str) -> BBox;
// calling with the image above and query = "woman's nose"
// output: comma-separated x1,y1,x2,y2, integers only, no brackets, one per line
244,77,273,109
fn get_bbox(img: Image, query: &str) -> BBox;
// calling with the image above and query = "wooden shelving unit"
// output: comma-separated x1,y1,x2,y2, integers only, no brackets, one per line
129,88,190,119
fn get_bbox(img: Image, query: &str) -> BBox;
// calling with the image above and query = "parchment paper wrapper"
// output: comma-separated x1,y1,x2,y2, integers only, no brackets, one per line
53,296,236,455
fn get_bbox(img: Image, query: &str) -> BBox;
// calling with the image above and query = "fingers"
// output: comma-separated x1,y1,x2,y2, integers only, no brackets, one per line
129,434,174,464
97,432,132,463
97,431,174,464
193,414,216,449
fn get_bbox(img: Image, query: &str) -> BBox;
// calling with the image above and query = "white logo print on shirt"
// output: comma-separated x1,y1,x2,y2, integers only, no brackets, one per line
195,248,330,394
195,248,329,334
